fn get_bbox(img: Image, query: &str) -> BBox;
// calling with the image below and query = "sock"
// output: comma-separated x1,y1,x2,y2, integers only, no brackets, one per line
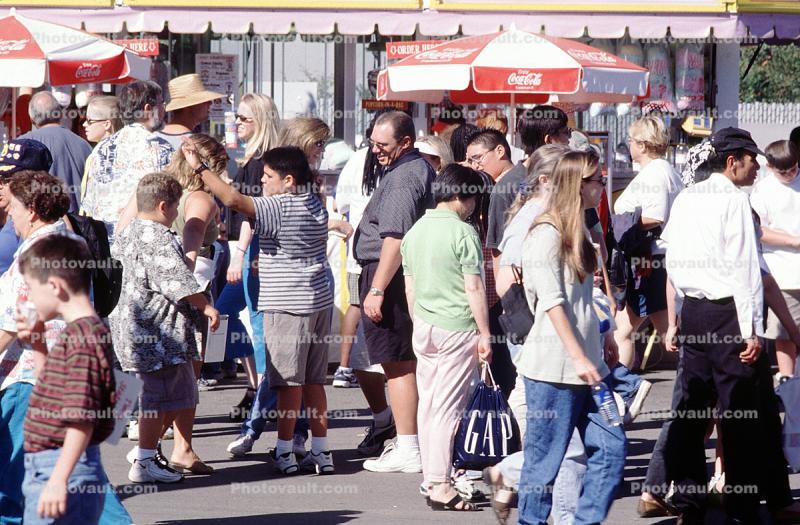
276,438,293,456
374,407,393,428
396,434,419,454
339,366,352,373
311,436,329,454
137,448,155,461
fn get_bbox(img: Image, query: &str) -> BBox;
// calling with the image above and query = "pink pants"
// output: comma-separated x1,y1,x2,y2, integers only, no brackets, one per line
413,316,479,484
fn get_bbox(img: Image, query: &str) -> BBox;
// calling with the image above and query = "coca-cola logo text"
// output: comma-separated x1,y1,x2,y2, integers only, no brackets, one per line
415,47,479,62
75,63,102,80
567,49,618,64
0,39,29,54
507,71,543,88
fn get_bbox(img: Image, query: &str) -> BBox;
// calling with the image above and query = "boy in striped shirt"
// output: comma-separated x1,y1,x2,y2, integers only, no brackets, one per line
16,235,115,524
185,143,334,476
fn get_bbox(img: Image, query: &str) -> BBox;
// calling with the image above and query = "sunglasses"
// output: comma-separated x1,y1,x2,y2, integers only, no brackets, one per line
84,118,108,125
584,176,607,187
235,114,254,123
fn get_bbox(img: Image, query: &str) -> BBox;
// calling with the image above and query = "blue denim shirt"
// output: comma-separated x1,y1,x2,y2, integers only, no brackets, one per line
0,219,22,276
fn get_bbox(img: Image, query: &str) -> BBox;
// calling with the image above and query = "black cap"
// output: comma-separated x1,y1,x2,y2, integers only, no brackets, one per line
0,139,53,178
710,127,764,157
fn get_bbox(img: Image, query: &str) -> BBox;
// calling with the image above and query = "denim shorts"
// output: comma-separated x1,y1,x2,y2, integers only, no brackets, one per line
23,445,106,525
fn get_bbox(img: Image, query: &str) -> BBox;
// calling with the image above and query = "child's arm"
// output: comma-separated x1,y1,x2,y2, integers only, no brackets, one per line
36,423,93,519
116,193,139,235
181,140,255,218
185,293,221,331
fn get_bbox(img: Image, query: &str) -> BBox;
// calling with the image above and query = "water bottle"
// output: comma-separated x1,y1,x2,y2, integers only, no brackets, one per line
592,382,622,427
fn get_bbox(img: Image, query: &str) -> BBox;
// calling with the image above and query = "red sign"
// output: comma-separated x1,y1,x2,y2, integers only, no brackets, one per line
49,55,126,85
362,99,410,111
118,38,160,57
385,40,444,60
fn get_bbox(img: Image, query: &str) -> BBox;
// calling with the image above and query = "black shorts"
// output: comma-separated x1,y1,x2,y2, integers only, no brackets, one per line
358,262,415,364
625,255,668,318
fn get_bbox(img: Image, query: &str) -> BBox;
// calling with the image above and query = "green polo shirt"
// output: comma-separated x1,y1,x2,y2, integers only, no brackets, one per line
400,208,483,332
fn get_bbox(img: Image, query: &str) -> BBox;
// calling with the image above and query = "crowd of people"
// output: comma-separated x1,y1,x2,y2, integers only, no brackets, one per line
0,71,799,525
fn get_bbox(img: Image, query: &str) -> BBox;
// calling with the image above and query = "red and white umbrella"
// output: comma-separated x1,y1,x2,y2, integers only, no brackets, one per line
379,28,649,104
0,10,150,87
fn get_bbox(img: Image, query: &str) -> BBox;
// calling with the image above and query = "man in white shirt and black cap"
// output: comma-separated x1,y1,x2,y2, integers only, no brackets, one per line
660,127,765,525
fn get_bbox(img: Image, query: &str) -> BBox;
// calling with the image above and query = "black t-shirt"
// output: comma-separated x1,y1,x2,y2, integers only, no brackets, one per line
227,157,264,240
486,163,527,251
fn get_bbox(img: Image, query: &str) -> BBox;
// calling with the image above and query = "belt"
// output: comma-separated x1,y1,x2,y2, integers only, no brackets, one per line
686,295,734,305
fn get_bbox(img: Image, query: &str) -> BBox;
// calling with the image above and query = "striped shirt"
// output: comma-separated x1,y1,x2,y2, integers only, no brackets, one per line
24,316,116,453
252,192,333,315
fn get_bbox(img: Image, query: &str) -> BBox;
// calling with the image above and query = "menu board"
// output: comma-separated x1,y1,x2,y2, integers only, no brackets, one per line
195,53,238,122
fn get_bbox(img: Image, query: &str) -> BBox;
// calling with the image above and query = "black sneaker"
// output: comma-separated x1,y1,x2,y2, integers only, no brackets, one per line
357,419,397,456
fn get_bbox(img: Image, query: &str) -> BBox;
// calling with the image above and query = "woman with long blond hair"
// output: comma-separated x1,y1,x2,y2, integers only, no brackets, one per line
516,150,625,525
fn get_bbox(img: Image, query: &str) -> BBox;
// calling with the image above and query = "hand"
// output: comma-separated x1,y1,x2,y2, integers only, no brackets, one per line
330,221,354,241
204,305,220,331
603,334,619,368
227,252,244,284
739,336,761,365
478,334,493,363
180,139,202,171
15,306,44,348
38,478,67,519
363,293,384,323
665,324,680,353
572,353,602,385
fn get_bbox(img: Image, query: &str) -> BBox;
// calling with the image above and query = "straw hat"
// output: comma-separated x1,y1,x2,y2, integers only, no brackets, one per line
165,74,224,112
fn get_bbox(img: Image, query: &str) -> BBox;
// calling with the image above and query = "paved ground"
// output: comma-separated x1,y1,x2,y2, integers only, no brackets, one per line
102,345,800,525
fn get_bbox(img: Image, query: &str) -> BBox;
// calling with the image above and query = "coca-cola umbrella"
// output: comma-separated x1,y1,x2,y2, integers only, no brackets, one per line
0,8,150,136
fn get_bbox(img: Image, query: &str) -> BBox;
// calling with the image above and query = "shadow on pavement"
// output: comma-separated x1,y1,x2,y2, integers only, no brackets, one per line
154,510,362,524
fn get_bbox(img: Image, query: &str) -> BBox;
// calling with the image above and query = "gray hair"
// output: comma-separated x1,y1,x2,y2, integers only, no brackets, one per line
28,91,62,127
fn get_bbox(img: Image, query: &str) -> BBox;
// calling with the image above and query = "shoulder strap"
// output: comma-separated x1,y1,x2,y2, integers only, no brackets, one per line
511,264,523,285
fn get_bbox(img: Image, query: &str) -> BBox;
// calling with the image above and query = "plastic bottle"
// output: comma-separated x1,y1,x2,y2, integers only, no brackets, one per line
592,382,623,427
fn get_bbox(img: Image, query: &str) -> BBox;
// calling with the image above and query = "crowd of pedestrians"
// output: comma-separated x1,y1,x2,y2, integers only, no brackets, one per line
1,71,800,525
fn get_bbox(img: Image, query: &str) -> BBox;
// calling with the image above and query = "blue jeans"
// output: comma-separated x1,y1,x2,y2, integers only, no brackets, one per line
22,445,106,525
609,364,641,404
0,383,33,525
518,377,626,525
242,375,309,441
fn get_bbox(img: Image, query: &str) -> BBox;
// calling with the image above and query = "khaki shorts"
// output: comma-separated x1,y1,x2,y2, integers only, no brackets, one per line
347,272,361,307
137,361,198,413
264,308,332,388
765,289,800,340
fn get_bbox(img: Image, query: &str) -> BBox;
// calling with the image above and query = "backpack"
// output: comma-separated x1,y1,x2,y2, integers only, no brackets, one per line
66,214,123,318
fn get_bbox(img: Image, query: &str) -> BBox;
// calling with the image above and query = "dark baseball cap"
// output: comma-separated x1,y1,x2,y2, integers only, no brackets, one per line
0,139,53,178
710,127,764,157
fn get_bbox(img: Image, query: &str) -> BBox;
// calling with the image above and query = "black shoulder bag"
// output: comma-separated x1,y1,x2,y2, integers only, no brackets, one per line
497,265,535,345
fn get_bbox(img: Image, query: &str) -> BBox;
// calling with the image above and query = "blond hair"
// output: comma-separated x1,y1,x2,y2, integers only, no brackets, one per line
628,115,670,158
416,135,454,170
166,133,229,192
532,150,599,281
506,144,569,225
476,108,509,135
86,95,123,133
279,117,331,160
241,93,281,165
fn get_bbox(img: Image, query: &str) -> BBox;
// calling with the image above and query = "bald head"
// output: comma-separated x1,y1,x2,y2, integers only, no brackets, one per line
29,91,62,128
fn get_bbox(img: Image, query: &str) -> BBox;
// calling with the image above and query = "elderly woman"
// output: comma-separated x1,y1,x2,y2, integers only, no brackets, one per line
612,115,683,368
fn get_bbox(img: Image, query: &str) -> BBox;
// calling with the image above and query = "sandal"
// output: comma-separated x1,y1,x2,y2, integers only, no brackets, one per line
483,467,515,524
429,493,477,512
420,483,433,507
170,459,215,475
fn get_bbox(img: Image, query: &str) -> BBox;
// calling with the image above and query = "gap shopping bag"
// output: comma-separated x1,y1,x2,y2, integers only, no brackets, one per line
777,377,800,472
453,362,520,470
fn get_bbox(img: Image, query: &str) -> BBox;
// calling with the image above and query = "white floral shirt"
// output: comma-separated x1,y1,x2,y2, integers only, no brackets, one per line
82,123,174,228
0,221,72,391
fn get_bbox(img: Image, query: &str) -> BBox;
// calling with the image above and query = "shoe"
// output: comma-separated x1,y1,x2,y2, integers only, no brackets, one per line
452,472,486,502
162,426,174,440
227,434,254,457
292,434,307,456
128,456,183,483
625,379,652,423
127,420,139,441
170,459,214,475
357,419,397,456
363,442,421,473
197,378,217,391
300,450,335,474
613,392,626,420
126,444,170,467
482,467,515,524
332,367,359,388
229,388,256,421
269,448,300,475
637,494,676,518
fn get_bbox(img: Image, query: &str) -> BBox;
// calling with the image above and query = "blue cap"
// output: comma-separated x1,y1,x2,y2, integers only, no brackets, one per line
0,139,53,178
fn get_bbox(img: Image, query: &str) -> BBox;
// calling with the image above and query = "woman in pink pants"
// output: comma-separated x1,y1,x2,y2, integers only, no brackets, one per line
400,164,493,512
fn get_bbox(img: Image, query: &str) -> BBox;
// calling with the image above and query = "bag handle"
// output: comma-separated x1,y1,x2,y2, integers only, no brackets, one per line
511,264,523,285
480,361,498,388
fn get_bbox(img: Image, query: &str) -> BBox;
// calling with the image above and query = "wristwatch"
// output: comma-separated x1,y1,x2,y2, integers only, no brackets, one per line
193,161,210,175
369,287,384,297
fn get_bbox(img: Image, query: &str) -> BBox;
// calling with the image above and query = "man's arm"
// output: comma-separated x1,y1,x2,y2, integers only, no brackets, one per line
36,423,93,519
759,227,800,250
362,237,402,323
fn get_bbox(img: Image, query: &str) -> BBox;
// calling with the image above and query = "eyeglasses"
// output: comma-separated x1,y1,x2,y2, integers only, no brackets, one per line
314,140,327,149
368,139,396,151
235,114,254,123
84,118,108,126
583,176,607,187
467,150,491,167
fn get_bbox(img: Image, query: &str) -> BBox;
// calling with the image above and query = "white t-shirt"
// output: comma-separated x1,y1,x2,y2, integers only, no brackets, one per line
613,158,683,254
749,171,800,289
335,148,372,275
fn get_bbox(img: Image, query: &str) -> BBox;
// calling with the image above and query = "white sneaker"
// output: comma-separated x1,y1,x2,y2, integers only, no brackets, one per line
227,434,254,457
301,450,335,474
128,457,183,483
625,379,652,423
332,367,359,388
363,443,422,473
292,434,307,456
162,426,174,440
270,449,300,475
127,420,139,441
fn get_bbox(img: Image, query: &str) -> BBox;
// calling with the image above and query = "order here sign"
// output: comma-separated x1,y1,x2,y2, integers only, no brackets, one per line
386,40,445,60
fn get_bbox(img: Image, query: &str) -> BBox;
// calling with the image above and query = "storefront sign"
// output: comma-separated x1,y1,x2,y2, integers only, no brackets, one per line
362,99,411,111
386,40,445,60
737,0,800,13
431,0,728,12
118,38,160,57
195,54,238,121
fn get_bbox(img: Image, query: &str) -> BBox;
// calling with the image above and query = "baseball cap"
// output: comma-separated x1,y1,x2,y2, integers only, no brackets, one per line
710,127,764,157
0,139,53,178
